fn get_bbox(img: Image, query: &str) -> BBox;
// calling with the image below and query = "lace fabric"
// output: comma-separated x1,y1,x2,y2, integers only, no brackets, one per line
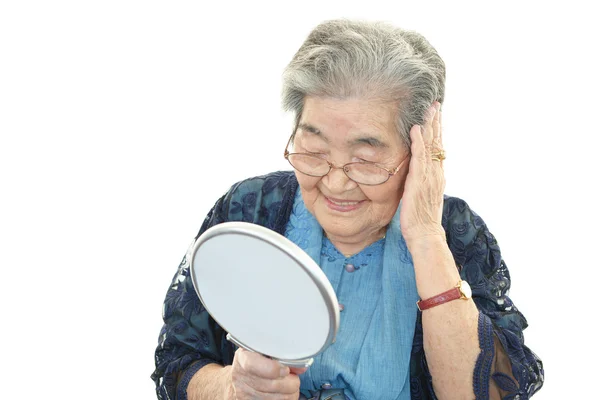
151,171,544,399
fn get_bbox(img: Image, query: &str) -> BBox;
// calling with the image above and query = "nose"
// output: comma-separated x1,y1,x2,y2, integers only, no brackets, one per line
323,164,356,193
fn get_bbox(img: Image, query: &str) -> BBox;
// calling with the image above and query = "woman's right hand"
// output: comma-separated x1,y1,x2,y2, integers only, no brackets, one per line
227,348,307,400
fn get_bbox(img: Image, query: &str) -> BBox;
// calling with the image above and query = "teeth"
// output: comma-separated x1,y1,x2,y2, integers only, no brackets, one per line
329,198,359,206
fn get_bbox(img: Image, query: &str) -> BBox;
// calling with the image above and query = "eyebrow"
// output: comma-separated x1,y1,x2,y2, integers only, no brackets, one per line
297,123,389,148
298,123,324,137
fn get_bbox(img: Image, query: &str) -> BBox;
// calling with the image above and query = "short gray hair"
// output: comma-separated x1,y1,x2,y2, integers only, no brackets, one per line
282,19,445,148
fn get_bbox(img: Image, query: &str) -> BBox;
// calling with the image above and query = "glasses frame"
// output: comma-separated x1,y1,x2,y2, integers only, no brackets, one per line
283,133,406,186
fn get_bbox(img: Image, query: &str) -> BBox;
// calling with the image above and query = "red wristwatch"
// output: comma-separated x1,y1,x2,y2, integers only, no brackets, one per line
416,280,472,311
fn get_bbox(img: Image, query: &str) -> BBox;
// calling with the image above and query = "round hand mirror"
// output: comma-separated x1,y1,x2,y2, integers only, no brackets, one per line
190,221,340,368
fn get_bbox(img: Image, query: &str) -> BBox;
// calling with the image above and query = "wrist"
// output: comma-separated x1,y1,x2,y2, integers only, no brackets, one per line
404,231,446,255
220,366,234,400
187,364,233,400
405,234,462,300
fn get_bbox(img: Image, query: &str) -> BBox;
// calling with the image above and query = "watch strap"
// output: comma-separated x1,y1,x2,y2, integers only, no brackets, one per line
416,287,461,311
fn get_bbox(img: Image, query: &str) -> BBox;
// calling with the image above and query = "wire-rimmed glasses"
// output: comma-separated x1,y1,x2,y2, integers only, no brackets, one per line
283,134,406,186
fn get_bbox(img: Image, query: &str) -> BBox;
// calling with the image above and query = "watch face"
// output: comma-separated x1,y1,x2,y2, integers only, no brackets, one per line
461,280,472,299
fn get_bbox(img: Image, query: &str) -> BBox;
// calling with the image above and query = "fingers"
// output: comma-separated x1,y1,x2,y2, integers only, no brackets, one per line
237,349,286,379
432,102,442,150
420,102,443,151
401,102,446,241
420,104,436,146
410,124,426,162
232,349,302,397
289,367,308,375
407,102,445,182
437,102,443,144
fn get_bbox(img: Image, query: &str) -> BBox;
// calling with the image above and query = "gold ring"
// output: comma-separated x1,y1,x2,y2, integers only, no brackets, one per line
431,150,446,161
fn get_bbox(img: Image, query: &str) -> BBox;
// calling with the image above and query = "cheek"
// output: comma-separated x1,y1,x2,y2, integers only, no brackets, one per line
363,187,398,204
362,178,404,207
295,172,321,201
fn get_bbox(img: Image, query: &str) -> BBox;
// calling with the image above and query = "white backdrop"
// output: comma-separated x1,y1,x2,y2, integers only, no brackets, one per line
1,1,598,399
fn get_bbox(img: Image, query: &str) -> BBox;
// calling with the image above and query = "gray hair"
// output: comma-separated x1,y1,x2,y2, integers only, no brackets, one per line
282,19,445,148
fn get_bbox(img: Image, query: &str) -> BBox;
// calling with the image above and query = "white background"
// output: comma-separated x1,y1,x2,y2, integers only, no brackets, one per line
1,1,598,399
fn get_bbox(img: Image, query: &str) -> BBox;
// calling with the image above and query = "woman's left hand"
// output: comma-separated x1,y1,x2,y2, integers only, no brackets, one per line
400,101,446,246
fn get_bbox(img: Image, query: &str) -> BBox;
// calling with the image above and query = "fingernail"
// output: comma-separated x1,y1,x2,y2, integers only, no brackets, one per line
435,102,441,112
279,366,289,377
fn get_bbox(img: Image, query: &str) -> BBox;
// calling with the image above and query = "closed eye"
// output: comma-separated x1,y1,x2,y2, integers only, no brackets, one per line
354,158,377,164
306,151,328,158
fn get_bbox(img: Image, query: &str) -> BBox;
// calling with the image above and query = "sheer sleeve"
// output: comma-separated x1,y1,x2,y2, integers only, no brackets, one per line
151,193,236,400
151,172,298,399
443,197,544,399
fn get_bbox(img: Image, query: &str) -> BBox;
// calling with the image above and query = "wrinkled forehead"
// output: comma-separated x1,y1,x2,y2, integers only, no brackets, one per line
296,122,391,150
297,96,403,149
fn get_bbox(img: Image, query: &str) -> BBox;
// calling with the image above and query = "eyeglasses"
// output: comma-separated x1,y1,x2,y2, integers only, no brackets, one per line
283,134,406,186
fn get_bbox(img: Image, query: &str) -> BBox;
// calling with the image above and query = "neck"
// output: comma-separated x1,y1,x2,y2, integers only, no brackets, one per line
326,227,387,257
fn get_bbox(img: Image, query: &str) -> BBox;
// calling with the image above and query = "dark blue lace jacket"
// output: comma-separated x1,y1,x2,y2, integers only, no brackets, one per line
152,171,544,399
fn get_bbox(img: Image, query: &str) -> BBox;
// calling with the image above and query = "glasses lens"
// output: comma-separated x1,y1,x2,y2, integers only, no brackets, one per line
344,163,390,185
287,154,330,177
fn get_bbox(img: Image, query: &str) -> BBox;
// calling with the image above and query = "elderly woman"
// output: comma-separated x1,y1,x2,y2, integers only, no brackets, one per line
152,20,543,400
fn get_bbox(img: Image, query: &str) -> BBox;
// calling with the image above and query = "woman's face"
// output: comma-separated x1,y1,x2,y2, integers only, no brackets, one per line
293,96,410,246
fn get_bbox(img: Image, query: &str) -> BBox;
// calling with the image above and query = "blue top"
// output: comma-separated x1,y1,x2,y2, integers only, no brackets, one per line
300,236,386,398
151,171,544,400
285,187,412,399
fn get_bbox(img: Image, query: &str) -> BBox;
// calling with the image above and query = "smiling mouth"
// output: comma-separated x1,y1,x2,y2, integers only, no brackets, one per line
323,196,365,211
326,198,362,206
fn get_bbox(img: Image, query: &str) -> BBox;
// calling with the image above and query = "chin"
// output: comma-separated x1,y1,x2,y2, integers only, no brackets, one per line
317,213,361,236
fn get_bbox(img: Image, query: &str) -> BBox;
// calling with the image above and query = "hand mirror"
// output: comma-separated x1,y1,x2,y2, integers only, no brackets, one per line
190,221,340,368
